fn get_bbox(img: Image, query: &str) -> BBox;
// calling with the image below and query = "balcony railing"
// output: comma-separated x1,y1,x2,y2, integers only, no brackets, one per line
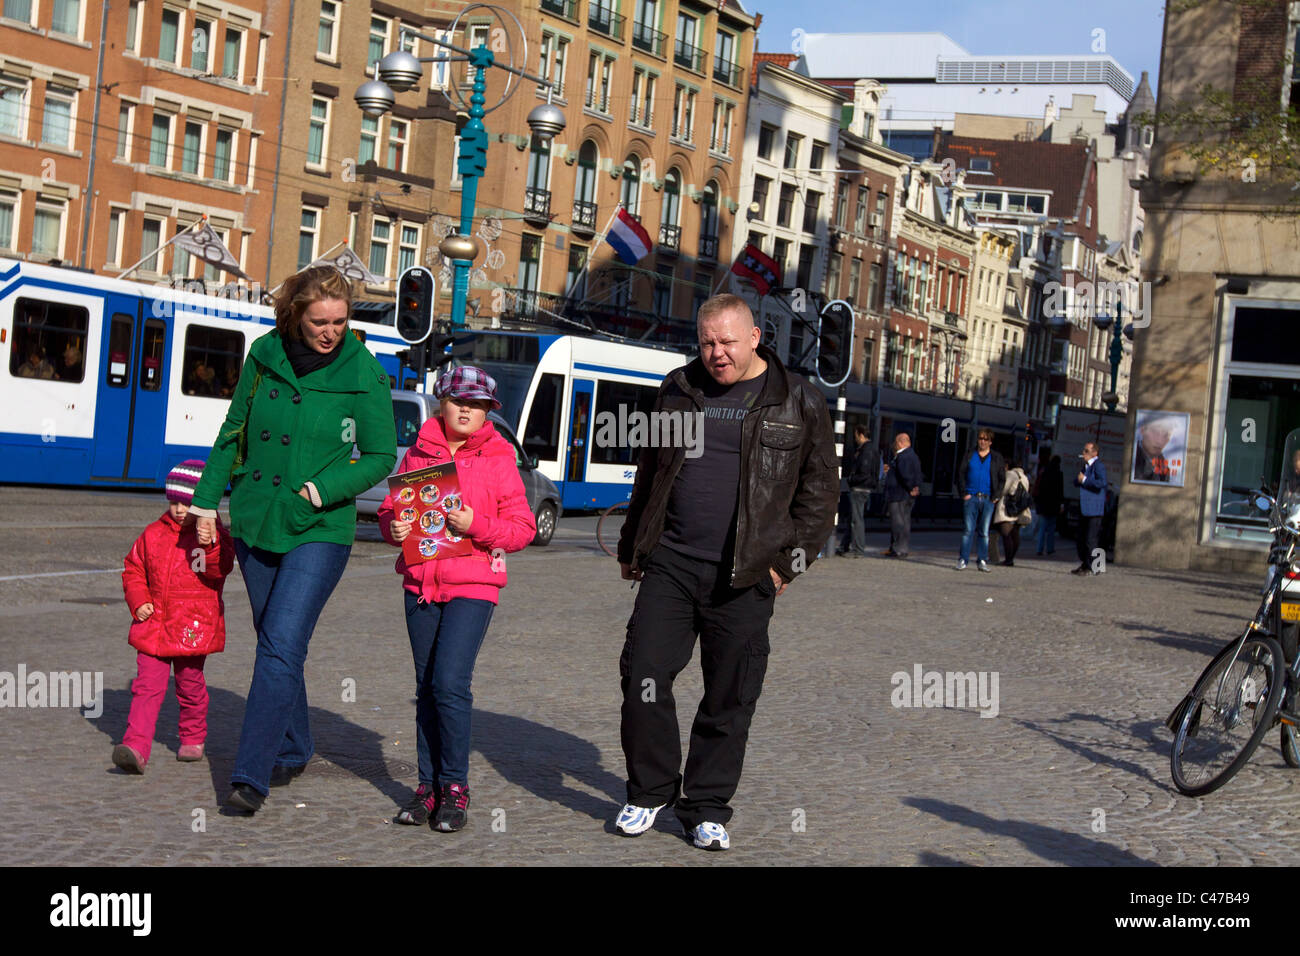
673,37,705,72
713,56,742,88
572,199,598,233
587,3,625,40
524,187,551,222
631,20,666,56
698,234,718,260
541,0,578,19
659,223,681,251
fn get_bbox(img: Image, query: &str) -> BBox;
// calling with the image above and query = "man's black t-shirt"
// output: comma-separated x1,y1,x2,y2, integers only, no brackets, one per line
659,369,768,563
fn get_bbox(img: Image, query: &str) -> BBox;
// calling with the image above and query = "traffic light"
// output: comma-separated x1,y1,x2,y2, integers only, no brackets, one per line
395,266,435,344
816,299,856,387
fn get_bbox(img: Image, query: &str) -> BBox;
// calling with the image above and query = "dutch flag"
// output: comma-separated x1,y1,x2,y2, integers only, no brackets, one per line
605,207,653,265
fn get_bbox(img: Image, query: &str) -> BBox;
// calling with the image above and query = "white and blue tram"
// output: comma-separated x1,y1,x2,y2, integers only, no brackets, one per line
0,257,408,489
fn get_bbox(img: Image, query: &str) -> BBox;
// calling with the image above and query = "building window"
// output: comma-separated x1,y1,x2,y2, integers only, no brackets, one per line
359,115,378,164
369,217,392,277
752,175,771,221
630,67,655,127
213,127,233,181
0,75,28,140
105,207,126,264
125,0,142,51
527,134,551,191
159,8,181,62
854,187,868,233
620,155,640,215
835,181,848,229
810,141,826,171
663,168,680,228
140,216,163,272
783,132,801,169
222,27,242,81
848,257,862,304
40,87,74,149
398,224,419,274
190,18,212,71
700,180,719,241
709,100,733,154
298,207,320,269
802,190,821,234
149,111,172,166
867,261,881,311
566,244,588,295
386,118,407,171
318,0,338,58
757,123,777,161
772,238,789,278
32,202,64,259
825,252,842,298
307,96,329,168
4,0,33,25
518,232,542,290
50,0,79,36
585,51,614,113
777,183,795,227
368,15,390,69
464,24,489,81
539,31,569,95
671,84,695,141
181,120,202,174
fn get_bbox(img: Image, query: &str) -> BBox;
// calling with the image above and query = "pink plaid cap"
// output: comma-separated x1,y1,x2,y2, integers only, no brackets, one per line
434,365,501,409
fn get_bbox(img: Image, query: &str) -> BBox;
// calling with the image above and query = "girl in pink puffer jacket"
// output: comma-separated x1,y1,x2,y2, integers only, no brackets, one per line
378,366,535,833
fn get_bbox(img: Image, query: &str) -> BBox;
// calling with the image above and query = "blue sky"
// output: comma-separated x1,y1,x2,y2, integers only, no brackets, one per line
750,0,1166,93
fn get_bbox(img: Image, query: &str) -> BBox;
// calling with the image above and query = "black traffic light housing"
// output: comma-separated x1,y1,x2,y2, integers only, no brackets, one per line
816,299,856,387
395,266,435,345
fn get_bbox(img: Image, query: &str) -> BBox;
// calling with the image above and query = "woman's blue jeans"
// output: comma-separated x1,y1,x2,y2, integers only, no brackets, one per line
231,539,351,795
1036,512,1057,553
404,591,495,788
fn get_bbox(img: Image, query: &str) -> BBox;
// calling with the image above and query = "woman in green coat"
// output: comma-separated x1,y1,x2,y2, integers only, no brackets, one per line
189,266,396,813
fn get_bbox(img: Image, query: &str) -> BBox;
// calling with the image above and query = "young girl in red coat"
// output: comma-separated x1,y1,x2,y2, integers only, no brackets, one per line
114,460,234,773
378,367,536,831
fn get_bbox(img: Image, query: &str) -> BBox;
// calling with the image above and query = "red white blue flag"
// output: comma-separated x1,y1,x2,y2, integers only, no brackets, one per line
605,207,653,265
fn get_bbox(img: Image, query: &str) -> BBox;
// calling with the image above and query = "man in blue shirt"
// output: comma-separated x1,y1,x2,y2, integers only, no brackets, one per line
1072,441,1108,575
955,428,1005,572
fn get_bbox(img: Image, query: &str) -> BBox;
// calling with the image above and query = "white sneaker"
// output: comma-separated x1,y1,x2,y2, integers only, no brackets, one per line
615,803,665,836
692,821,730,850
977,560,991,572
955,559,967,570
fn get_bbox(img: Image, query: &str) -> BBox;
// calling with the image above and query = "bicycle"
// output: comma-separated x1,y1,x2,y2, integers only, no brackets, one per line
596,500,628,558
1166,479,1300,795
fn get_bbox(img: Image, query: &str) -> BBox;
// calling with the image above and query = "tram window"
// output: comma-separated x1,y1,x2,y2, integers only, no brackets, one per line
140,319,166,392
591,380,659,465
393,399,422,447
9,297,89,383
105,314,133,387
182,324,244,398
523,372,563,461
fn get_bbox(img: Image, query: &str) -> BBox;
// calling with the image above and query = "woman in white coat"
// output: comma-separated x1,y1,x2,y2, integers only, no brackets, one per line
992,462,1033,567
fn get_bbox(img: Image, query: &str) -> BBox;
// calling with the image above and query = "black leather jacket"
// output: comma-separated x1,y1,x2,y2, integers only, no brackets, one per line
617,344,838,588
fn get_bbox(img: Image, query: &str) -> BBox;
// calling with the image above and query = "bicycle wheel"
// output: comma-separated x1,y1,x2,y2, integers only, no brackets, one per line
1170,634,1285,796
1282,723,1300,769
596,503,627,558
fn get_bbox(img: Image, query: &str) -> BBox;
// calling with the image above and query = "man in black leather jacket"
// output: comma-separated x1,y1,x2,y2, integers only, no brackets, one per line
613,294,837,850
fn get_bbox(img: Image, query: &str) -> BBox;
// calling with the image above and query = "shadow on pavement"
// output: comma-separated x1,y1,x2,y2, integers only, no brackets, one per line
91,685,408,808
472,709,625,825
1012,712,1172,790
903,797,1157,866
1117,621,1228,657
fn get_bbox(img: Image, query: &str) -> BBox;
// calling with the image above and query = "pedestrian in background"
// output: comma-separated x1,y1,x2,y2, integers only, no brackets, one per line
993,460,1033,567
840,424,879,557
189,266,397,813
1034,455,1065,555
114,461,234,773
1072,442,1108,576
954,428,1004,572
883,431,922,559
379,367,535,833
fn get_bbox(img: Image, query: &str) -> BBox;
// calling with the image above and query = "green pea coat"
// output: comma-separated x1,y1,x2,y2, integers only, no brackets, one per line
192,329,396,552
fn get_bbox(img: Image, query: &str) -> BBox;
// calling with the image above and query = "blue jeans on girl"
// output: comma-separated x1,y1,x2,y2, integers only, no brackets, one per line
404,591,495,787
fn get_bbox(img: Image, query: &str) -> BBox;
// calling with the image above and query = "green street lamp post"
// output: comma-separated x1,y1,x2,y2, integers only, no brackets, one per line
1092,303,1134,413
355,5,565,332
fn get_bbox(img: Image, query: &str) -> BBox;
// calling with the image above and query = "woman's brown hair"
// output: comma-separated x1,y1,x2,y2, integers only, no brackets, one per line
274,266,353,342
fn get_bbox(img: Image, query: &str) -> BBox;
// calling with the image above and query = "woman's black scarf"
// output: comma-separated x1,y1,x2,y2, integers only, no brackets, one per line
283,333,344,378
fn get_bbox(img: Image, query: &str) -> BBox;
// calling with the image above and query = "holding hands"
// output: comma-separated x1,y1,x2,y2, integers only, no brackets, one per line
135,602,154,621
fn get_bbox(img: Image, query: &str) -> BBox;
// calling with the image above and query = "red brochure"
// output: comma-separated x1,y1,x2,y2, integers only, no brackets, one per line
388,462,474,564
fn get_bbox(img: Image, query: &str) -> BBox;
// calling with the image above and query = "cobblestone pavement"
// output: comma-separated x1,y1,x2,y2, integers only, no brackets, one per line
1,486,1296,866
